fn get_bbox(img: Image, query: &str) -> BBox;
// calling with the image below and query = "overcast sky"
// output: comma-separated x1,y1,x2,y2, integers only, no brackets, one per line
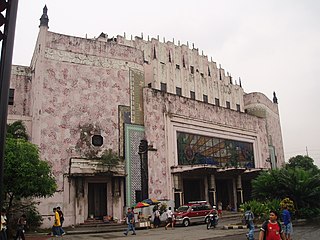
12,0,320,166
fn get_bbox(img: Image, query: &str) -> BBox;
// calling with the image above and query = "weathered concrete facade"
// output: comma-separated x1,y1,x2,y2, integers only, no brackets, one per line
7,7,284,228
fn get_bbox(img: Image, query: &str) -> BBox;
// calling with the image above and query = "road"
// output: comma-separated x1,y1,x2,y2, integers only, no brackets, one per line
54,220,320,240
220,224,320,240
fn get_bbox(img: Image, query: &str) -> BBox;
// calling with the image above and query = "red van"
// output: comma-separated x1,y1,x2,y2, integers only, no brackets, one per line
174,201,213,227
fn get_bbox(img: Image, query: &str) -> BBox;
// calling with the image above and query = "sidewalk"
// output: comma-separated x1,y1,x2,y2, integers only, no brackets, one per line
25,211,244,238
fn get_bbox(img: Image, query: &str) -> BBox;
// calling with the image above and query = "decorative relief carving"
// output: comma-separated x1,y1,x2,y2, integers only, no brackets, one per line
44,48,143,71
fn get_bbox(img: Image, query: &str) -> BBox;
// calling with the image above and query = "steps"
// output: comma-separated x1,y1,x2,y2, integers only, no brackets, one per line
65,212,243,235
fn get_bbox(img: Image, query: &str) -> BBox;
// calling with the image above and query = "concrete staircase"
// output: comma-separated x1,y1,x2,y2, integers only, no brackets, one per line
64,211,244,235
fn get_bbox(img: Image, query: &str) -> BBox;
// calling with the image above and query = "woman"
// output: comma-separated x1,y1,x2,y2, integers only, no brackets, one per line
154,208,161,228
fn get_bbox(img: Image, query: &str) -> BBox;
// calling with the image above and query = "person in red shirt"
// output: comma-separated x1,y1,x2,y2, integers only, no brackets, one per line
259,210,286,240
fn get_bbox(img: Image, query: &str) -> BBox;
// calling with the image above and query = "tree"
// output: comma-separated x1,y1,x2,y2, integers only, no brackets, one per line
286,155,319,173
3,122,57,212
6,120,29,140
252,170,286,200
277,168,320,209
252,157,320,218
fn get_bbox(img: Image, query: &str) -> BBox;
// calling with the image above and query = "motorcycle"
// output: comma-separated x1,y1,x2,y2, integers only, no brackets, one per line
206,213,218,229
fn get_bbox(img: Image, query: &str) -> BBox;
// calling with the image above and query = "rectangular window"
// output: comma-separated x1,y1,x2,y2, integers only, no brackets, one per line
226,101,231,109
176,64,180,69
176,87,182,96
160,82,167,92
236,104,241,112
147,83,152,88
8,88,14,105
215,98,220,106
176,131,255,168
203,94,208,103
190,91,195,100
190,66,194,74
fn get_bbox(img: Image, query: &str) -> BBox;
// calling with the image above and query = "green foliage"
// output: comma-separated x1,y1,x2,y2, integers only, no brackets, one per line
241,199,281,221
159,202,167,215
3,121,56,234
99,149,123,170
241,200,268,220
252,170,286,200
9,200,43,231
286,155,319,173
6,120,29,140
280,198,295,214
252,158,320,219
4,138,57,201
25,204,43,230
298,208,320,219
278,168,320,209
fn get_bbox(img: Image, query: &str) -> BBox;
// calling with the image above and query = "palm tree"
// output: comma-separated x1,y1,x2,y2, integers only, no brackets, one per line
6,120,28,140
278,168,320,209
252,167,320,211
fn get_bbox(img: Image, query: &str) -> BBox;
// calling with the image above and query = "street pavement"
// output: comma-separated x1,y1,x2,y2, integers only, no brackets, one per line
34,218,319,240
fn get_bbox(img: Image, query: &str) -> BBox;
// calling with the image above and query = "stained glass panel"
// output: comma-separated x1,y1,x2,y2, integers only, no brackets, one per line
177,132,255,168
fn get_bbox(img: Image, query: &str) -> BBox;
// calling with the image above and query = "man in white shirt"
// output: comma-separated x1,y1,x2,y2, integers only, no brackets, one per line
165,207,174,230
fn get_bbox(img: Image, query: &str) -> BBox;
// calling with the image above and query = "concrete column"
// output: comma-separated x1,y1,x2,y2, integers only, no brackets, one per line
236,175,243,208
208,175,217,205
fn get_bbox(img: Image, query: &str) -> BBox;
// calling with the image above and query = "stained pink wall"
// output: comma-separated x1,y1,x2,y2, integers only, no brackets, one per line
144,88,269,199
8,65,32,116
30,31,144,189
244,92,285,167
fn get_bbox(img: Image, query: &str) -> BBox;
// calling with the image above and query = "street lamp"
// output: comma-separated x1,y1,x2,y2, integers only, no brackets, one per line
138,139,148,201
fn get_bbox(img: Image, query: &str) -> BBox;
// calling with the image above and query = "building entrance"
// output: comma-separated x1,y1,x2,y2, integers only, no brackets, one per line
183,179,204,203
88,183,107,219
216,179,234,210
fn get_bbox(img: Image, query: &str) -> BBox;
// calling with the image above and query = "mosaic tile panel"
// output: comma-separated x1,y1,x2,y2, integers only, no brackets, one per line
125,124,145,206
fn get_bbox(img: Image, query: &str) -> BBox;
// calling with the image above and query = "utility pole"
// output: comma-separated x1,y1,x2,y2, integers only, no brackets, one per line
0,0,19,210
306,146,309,157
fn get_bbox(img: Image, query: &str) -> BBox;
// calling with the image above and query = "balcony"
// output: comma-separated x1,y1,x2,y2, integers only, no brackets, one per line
69,158,125,177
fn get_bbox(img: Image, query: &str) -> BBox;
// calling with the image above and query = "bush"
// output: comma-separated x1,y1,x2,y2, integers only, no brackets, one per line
8,200,43,232
280,198,295,216
297,208,320,219
241,199,281,222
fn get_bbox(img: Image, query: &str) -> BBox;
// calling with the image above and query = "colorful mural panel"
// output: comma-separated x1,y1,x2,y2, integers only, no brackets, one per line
177,132,254,168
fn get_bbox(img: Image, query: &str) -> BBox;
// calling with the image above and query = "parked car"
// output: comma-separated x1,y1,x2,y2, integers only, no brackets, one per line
174,201,213,227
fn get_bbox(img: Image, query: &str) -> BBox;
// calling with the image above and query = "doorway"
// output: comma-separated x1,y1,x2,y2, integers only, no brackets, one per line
216,179,234,210
88,183,107,219
183,179,204,203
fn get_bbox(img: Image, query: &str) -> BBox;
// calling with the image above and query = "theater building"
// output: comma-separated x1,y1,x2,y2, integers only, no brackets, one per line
7,6,284,227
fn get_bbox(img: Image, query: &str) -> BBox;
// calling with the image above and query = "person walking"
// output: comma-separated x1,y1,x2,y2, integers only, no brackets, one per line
165,207,174,230
154,207,161,228
57,207,66,235
259,210,286,240
0,209,7,240
52,208,62,237
282,206,293,240
217,201,223,218
124,208,136,236
14,214,27,240
244,206,254,240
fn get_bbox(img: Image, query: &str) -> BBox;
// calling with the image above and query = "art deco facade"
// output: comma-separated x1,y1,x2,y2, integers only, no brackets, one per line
7,7,284,227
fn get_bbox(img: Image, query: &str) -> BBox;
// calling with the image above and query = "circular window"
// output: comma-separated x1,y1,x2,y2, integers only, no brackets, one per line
92,135,103,147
